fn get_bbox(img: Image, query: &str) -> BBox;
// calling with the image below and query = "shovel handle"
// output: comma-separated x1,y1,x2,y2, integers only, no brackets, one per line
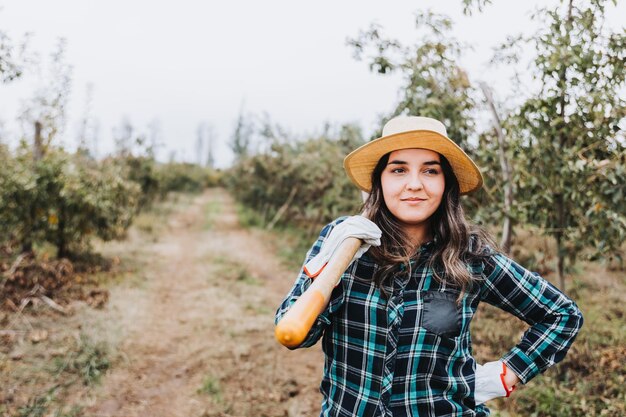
275,237,362,348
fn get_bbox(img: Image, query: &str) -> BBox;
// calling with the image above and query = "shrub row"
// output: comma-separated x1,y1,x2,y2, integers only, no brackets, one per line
224,125,365,235
0,144,219,259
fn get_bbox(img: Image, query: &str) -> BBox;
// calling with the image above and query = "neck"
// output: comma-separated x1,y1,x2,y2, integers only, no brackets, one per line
403,223,432,250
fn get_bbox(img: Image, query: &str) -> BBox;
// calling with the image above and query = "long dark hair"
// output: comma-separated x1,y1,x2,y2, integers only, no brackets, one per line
363,152,497,298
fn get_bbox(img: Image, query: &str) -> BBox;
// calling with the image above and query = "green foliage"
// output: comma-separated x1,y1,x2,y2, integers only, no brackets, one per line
225,122,364,231
461,0,493,15
53,155,140,257
112,155,221,211
0,147,141,257
117,155,162,210
0,141,222,261
198,375,222,402
0,144,58,249
16,388,57,417
157,162,219,196
52,334,111,386
230,109,253,161
348,11,475,144
500,0,626,279
0,30,25,83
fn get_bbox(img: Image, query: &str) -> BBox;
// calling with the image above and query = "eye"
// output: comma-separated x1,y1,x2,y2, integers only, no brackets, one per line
391,167,406,174
424,168,440,175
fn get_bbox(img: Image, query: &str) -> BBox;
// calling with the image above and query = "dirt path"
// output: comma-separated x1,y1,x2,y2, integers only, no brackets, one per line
86,189,323,417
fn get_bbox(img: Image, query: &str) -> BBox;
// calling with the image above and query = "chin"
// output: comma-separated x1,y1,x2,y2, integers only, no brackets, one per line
398,216,431,225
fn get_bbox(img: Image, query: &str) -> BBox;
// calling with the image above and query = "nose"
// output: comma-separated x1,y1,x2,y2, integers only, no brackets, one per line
406,172,423,190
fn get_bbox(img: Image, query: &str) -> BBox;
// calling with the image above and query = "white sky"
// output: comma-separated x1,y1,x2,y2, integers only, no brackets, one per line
1,0,624,167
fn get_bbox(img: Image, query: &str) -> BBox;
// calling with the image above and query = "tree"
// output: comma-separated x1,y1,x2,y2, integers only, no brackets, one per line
348,11,475,144
230,107,253,161
76,83,98,158
195,123,205,166
206,124,216,168
18,39,72,159
479,82,514,254
113,116,134,157
502,0,626,288
147,118,162,159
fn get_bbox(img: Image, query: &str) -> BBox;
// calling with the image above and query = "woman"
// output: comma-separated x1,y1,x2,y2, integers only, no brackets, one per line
275,116,583,416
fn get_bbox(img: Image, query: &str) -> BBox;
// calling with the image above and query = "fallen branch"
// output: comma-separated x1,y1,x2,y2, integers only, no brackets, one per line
266,187,298,230
17,297,33,313
39,295,69,315
3,253,29,278
0,252,30,292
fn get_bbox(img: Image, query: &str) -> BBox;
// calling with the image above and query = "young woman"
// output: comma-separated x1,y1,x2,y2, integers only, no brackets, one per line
275,116,584,417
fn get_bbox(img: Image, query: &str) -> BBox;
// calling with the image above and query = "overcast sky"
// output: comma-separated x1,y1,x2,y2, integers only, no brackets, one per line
1,0,624,167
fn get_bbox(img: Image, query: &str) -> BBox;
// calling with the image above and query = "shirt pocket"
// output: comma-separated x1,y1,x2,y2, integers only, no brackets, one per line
421,291,463,338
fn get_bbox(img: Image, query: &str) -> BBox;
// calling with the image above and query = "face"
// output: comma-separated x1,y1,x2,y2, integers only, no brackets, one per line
380,148,445,237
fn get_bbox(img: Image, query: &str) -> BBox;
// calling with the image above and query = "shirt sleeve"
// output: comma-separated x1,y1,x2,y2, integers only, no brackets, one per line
479,252,584,384
274,218,347,349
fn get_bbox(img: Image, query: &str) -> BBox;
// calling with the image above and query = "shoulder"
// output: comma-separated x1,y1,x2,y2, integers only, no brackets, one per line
467,232,498,256
318,216,350,237
331,215,350,226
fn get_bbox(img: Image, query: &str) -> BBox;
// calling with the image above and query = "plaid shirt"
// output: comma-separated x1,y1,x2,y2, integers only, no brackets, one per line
276,218,584,417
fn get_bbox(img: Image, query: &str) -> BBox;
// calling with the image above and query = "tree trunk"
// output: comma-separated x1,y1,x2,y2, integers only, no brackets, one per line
34,121,44,161
480,82,513,254
553,0,573,291
555,195,566,290
21,240,33,253
267,187,298,230
556,232,565,290
57,206,68,259
22,121,45,253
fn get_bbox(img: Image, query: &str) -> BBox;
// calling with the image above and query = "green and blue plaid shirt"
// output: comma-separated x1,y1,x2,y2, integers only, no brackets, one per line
276,218,584,416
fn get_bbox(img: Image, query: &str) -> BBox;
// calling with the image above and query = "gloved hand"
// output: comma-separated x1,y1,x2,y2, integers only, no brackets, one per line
304,216,381,278
474,360,515,404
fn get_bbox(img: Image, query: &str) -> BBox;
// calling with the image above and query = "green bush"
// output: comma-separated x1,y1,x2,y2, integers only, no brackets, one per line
48,155,140,257
118,155,161,210
157,162,220,196
0,143,222,261
225,124,364,232
0,147,140,258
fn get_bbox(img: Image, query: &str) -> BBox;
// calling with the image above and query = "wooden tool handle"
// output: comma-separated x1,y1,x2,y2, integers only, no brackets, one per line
275,237,362,348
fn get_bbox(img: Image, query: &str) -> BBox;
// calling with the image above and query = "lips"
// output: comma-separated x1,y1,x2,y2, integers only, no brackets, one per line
401,197,426,202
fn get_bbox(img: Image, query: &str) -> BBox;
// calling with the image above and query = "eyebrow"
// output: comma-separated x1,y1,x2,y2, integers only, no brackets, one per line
387,159,441,166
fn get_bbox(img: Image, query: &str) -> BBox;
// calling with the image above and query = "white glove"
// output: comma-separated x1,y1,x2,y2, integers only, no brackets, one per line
474,360,515,404
304,216,381,278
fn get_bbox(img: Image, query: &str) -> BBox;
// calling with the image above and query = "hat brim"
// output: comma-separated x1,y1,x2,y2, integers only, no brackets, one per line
343,130,483,195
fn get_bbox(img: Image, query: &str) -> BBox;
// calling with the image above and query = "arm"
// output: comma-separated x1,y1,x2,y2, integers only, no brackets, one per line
274,220,347,349
480,253,584,384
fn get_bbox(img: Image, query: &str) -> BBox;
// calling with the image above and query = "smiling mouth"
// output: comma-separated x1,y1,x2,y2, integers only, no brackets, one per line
401,198,426,202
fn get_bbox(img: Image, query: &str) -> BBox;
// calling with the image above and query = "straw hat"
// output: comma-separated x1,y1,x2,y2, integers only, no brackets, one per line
343,116,483,195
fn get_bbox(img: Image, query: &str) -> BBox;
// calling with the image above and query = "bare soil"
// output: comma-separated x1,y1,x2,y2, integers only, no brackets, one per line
86,189,324,417
1,189,324,417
